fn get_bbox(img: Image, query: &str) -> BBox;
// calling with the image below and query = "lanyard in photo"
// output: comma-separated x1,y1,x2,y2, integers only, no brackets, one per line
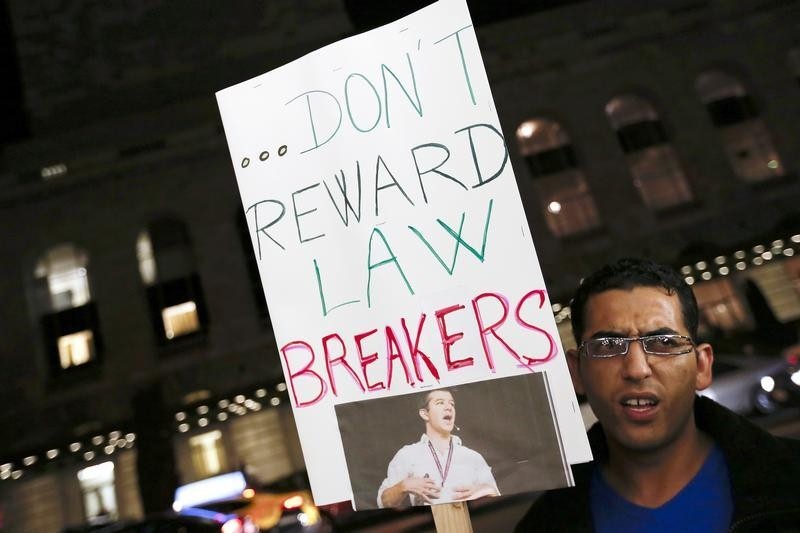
427,438,454,487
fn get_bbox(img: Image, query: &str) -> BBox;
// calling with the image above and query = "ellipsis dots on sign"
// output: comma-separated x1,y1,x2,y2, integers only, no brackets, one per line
241,145,288,168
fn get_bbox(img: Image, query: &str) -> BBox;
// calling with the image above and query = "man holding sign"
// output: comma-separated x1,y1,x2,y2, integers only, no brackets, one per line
517,258,800,532
377,388,499,507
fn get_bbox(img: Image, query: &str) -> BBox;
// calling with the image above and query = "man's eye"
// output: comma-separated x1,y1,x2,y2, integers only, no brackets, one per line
601,338,624,347
652,336,676,347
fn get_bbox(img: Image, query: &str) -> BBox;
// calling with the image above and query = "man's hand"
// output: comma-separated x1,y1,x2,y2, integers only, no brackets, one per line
451,483,498,501
380,476,441,507
403,476,442,503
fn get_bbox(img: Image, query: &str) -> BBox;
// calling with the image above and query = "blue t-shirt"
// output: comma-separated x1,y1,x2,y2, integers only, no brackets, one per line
590,445,733,533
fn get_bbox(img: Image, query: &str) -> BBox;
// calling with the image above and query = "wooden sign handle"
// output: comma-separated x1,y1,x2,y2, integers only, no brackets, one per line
431,502,473,532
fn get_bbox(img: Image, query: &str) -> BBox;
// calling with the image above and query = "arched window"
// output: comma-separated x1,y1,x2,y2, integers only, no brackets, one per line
34,244,101,373
695,70,784,182
137,218,208,345
605,94,693,209
516,119,601,237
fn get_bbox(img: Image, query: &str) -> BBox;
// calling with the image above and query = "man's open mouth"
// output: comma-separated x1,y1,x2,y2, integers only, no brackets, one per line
620,396,659,409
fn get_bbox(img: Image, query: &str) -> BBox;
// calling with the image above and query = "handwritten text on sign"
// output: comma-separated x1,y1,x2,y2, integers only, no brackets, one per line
217,0,590,505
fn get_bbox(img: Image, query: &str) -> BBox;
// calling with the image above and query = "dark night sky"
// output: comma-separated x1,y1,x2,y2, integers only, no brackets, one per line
344,0,588,31
0,0,588,148
0,0,28,145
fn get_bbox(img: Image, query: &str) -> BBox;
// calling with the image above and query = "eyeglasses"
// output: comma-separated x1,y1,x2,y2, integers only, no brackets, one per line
579,334,695,359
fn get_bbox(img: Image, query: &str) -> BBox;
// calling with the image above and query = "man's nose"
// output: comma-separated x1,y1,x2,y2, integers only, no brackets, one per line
622,340,653,381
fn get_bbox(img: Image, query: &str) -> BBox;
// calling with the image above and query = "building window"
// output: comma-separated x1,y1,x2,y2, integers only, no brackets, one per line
605,94,693,209
77,462,118,522
784,254,800,297
136,231,157,285
189,430,227,479
748,255,800,322
693,278,751,333
137,218,208,346
57,330,95,368
34,244,102,374
516,119,601,237
35,244,91,312
695,70,784,183
162,301,201,339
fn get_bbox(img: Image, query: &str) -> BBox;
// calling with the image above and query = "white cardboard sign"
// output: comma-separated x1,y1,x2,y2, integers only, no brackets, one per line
216,0,591,505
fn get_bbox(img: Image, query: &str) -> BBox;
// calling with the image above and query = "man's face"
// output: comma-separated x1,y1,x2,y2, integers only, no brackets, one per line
419,390,456,434
567,287,713,454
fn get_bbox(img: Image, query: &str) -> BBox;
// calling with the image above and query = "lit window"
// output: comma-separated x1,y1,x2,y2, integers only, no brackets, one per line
139,218,208,345
693,278,751,332
763,255,800,321
35,244,100,373
695,70,784,183
605,94,693,210
57,330,94,369
189,430,227,479
77,462,118,521
162,301,200,339
516,119,601,237
136,232,157,286
35,244,91,312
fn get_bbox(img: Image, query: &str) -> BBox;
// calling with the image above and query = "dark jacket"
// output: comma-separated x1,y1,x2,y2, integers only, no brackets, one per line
515,396,800,532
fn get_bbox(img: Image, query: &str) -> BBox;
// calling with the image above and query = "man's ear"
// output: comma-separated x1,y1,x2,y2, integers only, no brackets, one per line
694,342,714,391
418,408,429,422
566,348,585,395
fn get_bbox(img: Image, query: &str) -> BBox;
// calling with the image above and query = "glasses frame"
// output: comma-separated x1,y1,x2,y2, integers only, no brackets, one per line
579,334,695,359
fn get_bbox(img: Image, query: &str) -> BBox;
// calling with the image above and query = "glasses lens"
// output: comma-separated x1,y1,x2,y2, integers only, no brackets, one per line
586,338,629,357
642,335,693,354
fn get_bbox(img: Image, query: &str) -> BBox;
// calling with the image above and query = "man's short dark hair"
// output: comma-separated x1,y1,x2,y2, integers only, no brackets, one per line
417,388,454,411
570,257,699,344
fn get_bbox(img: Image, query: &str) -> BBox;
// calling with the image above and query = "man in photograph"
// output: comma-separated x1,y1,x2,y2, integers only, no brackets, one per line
516,258,800,532
377,388,499,507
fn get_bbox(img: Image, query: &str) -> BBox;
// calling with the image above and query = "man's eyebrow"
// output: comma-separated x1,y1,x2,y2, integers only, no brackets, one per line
642,327,681,336
588,327,681,339
588,330,627,339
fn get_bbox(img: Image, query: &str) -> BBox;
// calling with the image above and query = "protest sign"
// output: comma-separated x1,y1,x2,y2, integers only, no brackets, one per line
216,0,591,506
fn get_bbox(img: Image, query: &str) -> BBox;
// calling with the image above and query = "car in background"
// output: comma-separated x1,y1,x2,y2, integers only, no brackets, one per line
771,346,800,408
699,353,790,415
64,513,224,533
109,513,225,532
62,519,130,533
172,471,331,532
